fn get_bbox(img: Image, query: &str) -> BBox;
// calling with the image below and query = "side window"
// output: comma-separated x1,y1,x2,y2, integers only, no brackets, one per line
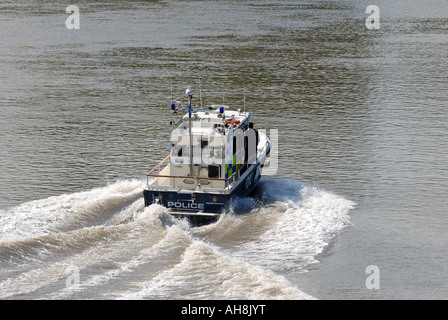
171,144,183,157
244,136,248,164
233,136,236,155
201,138,208,149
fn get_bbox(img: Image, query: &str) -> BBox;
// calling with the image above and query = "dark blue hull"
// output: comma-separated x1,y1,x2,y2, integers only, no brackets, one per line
143,163,262,225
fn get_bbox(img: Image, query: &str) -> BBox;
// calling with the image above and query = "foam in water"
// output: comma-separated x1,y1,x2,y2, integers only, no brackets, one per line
0,177,355,300
117,240,313,300
238,184,355,272
0,201,169,299
195,178,355,273
0,179,145,242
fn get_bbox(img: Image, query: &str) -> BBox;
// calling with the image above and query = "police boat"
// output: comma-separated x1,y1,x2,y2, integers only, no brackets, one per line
143,88,271,225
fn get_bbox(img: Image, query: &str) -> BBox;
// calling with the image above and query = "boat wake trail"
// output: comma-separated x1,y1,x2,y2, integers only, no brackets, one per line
0,178,355,300
0,179,145,241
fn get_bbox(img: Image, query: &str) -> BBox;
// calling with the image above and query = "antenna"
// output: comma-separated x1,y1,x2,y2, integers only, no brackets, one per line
199,78,203,108
171,103,176,129
243,75,246,112
186,87,194,177
170,81,173,105
170,81,175,129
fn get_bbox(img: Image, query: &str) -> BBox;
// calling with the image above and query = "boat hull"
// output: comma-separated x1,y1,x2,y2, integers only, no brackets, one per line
143,162,263,225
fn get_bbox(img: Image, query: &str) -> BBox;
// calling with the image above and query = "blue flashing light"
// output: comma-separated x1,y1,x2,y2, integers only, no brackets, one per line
219,106,224,113
171,103,176,110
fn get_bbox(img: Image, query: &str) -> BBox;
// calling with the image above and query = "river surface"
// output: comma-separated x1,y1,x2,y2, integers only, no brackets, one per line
1,0,447,300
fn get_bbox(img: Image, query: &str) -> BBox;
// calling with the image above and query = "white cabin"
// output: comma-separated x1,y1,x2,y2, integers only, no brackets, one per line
149,106,259,192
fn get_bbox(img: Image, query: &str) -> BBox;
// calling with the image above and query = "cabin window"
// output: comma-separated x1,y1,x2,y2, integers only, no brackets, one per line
201,139,208,149
213,147,222,158
202,146,222,161
171,145,183,157
208,165,221,178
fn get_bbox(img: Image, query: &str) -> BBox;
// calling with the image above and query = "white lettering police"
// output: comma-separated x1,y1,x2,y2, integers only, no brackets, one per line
167,201,204,210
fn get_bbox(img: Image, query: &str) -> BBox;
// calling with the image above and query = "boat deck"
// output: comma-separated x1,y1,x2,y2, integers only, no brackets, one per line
146,130,270,195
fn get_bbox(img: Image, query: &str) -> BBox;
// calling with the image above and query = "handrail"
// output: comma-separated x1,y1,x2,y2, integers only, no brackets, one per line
146,153,239,182
147,171,238,181
147,154,171,175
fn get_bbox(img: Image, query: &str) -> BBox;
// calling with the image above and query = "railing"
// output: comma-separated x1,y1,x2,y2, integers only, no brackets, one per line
146,154,239,186
147,154,171,176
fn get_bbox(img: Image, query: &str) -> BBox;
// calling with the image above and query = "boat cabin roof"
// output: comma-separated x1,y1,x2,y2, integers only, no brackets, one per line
170,107,251,144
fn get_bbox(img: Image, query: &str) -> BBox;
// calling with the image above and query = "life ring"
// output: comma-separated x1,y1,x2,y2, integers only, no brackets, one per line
225,118,240,127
